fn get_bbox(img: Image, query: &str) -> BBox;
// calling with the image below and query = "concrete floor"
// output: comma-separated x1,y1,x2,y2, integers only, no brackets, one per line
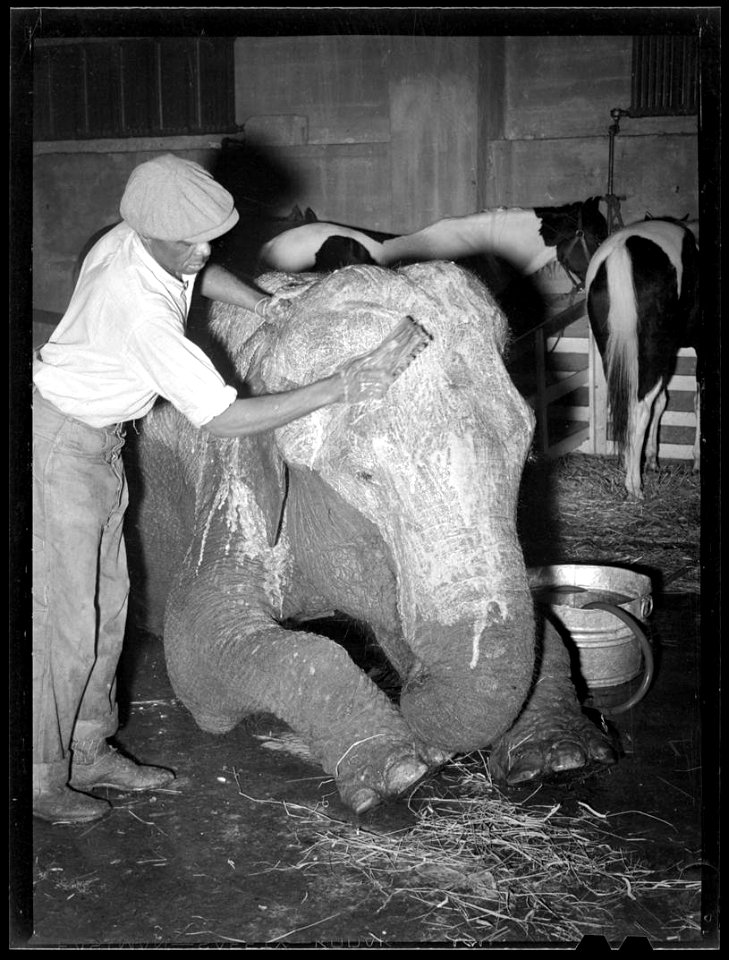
13,586,718,948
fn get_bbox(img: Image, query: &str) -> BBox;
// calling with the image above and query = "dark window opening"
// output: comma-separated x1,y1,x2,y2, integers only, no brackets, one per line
630,36,698,117
34,38,239,140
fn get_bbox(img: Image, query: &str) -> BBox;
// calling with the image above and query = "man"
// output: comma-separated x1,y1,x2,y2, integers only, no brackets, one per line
32,154,426,824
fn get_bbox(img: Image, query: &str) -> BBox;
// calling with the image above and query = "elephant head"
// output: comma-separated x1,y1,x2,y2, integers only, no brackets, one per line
208,261,537,754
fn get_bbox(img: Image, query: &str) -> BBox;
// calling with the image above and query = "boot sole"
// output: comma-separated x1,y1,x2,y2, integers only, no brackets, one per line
70,778,174,792
32,805,111,824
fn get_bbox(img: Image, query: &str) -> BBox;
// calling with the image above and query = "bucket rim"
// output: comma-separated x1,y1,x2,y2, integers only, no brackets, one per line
527,562,653,592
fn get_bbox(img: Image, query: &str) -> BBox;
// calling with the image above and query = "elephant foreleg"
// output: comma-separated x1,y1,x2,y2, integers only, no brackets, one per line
488,618,617,785
163,558,443,813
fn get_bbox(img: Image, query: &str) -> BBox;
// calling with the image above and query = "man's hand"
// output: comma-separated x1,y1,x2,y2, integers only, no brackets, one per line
337,316,432,404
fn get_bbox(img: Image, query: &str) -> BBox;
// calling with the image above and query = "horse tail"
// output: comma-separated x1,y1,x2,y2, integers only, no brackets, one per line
603,241,639,453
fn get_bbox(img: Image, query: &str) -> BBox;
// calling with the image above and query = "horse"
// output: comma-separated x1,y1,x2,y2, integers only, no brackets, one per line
258,200,607,338
313,235,378,271
259,220,390,272
585,217,700,499
258,198,608,290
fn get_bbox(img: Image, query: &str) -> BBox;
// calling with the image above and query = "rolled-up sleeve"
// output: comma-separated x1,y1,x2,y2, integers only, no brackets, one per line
125,317,237,428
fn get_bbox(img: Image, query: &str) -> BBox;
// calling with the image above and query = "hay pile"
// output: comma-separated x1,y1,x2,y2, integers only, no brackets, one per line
518,454,701,594
242,758,699,943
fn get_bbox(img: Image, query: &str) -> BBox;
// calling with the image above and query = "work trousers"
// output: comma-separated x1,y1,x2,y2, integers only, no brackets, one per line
32,389,129,791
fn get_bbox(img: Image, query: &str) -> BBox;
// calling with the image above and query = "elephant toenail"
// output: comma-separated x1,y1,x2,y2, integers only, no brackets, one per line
422,746,452,767
505,761,542,785
549,741,586,771
500,746,544,785
384,758,429,796
349,787,381,815
590,741,618,764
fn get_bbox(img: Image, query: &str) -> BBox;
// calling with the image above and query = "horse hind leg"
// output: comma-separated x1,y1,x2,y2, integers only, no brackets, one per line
645,385,668,472
624,381,662,499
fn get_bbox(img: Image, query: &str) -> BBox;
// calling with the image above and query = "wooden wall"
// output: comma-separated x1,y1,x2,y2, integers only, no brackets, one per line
233,36,479,233
483,36,698,226
32,34,700,316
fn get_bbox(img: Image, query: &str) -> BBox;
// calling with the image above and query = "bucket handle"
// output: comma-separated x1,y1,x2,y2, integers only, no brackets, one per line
581,601,654,714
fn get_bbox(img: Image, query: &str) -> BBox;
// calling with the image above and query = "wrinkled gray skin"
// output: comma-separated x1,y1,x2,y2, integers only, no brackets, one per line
129,262,614,813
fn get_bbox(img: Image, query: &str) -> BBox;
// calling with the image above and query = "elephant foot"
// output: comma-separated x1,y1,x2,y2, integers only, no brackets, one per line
488,710,618,787
188,708,238,735
335,739,448,815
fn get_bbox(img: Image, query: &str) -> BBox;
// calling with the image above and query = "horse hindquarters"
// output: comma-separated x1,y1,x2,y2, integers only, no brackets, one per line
587,245,646,498
587,225,695,499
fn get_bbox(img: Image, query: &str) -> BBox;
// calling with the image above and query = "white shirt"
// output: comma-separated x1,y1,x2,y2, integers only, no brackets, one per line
33,222,237,428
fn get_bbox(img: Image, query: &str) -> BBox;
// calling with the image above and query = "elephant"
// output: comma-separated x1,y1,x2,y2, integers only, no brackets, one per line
126,260,615,814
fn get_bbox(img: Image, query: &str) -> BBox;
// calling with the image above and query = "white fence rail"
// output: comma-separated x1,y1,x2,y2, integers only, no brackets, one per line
509,300,698,461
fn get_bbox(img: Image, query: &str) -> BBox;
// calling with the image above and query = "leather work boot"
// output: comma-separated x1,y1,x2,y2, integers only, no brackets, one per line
33,785,112,824
70,739,176,793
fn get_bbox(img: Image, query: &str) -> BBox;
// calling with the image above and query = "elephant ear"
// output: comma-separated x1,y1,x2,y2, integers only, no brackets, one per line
245,345,290,548
249,432,289,548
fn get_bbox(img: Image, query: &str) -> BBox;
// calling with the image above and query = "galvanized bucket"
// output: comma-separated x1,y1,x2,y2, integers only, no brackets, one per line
528,564,654,713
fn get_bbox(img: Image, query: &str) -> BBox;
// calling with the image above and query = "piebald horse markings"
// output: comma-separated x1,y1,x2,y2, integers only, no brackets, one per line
260,221,389,272
586,218,700,499
259,199,607,288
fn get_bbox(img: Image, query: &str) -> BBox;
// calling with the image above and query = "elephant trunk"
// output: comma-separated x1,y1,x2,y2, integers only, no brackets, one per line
394,526,536,754
400,594,536,752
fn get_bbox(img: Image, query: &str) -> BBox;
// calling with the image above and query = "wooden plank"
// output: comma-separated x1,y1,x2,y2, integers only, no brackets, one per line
545,336,589,353
589,326,608,454
667,374,697,392
552,406,592,422
575,438,696,460
552,401,697,427
544,369,589,402
527,368,588,408
512,298,587,346
659,443,697,460
544,426,591,459
661,411,698,427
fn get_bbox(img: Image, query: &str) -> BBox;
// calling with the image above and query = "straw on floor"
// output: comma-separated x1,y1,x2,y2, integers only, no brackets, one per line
235,755,700,943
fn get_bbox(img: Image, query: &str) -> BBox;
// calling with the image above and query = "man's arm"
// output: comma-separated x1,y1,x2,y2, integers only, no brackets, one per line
204,375,345,438
198,263,270,312
204,315,432,439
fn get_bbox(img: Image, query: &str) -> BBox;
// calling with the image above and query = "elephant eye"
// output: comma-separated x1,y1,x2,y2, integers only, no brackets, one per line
356,470,374,482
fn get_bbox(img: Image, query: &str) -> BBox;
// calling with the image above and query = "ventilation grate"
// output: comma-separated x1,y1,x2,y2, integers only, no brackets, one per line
631,36,698,117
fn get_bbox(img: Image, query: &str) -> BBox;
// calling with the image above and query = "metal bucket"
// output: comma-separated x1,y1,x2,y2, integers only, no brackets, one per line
528,564,654,713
